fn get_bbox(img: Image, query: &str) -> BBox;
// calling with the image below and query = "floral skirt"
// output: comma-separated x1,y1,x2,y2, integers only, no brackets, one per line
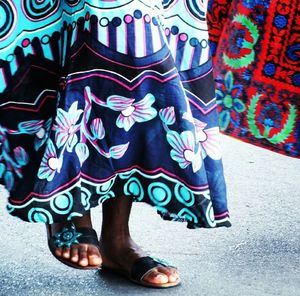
0,0,230,228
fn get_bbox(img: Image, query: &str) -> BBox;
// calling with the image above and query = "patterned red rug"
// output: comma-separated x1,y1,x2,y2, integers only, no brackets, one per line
208,0,300,158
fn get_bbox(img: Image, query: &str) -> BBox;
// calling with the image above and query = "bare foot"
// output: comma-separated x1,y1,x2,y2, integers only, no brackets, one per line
99,234,180,285
49,212,102,268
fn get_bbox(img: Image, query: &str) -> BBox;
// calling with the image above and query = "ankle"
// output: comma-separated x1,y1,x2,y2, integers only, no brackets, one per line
72,211,92,228
101,228,131,241
101,221,130,237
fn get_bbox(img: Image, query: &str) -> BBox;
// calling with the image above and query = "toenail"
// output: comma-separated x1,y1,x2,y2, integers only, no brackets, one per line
156,274,167,280
71,256,78,262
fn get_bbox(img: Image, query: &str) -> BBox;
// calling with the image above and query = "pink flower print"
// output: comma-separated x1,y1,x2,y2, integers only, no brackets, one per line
159,107,176,125
107,94,157,131
34,118,53,151
54,102,83,151
75,143,89,166
38,140,61,181
90,118,105,140
106,95,135,111
193,117,222,160
108,142,130,159
166,130,202,173
13,146,29,166
193,118,208,142
199,127,222,160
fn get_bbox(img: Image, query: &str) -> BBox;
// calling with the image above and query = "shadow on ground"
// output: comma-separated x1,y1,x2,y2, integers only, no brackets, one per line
1,136,299,296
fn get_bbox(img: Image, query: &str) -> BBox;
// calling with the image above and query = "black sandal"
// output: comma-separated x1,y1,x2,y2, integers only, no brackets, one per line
102,256,181,288
47,223,101,270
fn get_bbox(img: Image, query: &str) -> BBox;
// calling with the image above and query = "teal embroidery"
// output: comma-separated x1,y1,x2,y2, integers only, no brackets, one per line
223,14,259,69
216,71,246,131
247,93,297,144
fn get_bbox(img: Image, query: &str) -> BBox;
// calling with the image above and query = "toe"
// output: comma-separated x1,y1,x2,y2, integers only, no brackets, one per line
78,245,89,267
157,266,179,283
70,246,79,263
143,269,169,284
55,247,62,257
62,247,71,259
87,246,102,266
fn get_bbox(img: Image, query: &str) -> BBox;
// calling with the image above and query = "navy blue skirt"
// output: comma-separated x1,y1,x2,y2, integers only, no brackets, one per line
0,0,230,229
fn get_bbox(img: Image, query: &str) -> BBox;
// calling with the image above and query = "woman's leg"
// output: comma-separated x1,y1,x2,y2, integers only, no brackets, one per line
51,212,102,267
100,196,180,284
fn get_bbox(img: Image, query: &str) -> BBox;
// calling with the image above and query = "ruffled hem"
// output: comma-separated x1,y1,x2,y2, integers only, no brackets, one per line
7,192,231,229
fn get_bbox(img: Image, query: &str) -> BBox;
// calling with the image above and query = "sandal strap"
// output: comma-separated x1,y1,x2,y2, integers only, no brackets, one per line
131,256,176,281
50,224,99,249
75,227,100,249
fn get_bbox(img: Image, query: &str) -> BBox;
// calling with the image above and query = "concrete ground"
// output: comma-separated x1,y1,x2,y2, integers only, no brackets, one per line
0,136,299,296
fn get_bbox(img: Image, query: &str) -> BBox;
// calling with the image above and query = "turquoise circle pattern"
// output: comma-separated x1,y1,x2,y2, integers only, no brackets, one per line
177,208,198,224
50,192,73,215
96,178,115,195
67,212,83,221
81,187,91,210
148,182,172,206
206,203,216,227
98,191,115,204
174,184,195,207
28,208,53,223
6,204,14,213
124,177,144,201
